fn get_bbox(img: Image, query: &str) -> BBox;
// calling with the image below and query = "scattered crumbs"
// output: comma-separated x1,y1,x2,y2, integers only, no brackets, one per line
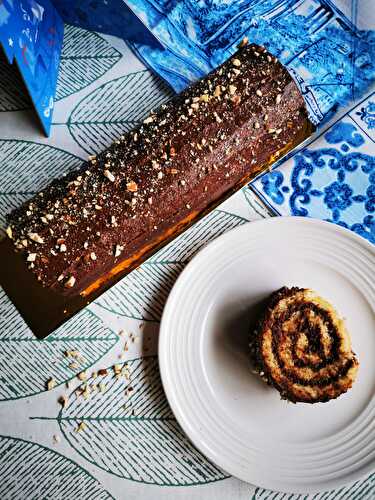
47,378,56,391
125,386,134,397
77,371,87,381
113,364,122,375
99,382,106,393
82,385,91,399
58,395,68,408
75,422,87,433
98,368,108,376
53,434,61,444
68,362,79,370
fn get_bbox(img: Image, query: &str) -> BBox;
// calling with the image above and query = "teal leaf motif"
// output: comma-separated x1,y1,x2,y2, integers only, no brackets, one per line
0,436,113,499
0,140,82,228
0,52,30,111
59,356,228,485
0,288,117,400
253,473,374,499
95,210,249,321
242,185,275,218
56,24,122,101
67,71,174,154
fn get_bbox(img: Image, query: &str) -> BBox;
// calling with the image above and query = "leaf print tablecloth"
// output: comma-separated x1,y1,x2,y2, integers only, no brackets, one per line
0,22,374,500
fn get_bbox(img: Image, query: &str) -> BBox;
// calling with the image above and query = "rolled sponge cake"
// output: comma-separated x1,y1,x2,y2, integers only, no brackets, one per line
250,287,359,403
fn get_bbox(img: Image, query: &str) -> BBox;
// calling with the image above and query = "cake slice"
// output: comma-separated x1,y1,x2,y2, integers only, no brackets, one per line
250,287,359,403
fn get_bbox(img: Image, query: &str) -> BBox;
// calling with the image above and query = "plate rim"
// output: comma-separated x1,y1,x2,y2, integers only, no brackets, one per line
158,216,375,493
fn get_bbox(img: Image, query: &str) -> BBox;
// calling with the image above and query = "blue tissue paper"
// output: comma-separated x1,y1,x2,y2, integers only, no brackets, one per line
0,0,64,135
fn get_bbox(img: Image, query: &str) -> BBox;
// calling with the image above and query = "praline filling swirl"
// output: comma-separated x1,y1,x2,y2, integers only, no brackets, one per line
250,287,359,403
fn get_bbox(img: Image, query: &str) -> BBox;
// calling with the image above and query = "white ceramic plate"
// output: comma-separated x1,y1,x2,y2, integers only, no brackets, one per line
159,217,375,493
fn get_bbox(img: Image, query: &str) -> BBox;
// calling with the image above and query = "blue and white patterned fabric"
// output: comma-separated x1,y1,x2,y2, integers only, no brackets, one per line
122,0,375,125
252,88,375,244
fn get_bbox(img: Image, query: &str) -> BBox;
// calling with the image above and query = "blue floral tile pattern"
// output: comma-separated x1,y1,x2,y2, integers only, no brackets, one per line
251,89,375,244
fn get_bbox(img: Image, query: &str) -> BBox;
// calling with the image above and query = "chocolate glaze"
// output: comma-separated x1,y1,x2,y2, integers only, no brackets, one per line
1,44,314,338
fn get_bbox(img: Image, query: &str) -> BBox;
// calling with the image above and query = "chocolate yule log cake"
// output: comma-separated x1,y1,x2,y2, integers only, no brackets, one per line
0,43,314,337
250,287,359,404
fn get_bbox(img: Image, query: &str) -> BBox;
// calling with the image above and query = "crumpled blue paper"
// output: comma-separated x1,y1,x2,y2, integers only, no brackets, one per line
0,0,64,135
122,0,375,125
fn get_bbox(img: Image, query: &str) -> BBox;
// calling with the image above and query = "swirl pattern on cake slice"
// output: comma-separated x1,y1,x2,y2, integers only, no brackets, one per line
250,287,359,404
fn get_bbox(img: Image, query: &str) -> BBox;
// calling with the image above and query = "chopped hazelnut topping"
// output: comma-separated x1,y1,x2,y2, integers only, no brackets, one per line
214,112,222,123
264,114,269,121
214,86,221,97
28,232,44,244
104,169,115,182
200,94,209,102
232,68,241,76
157,171,163,180
267,55,272,62
148,197,153,205
276,94,282,105
111,216,117,226
83,241,89,249
90,252,97,261
254,122,260,129
231,95,241,105
256,89,263,97
191,103,199,110
228,85,237,95
232,58,241,67
65,276,76,288
114,244,124,258
127,181,138,192
60,243,67,252
180,180,186,186
27,253,37,262
143,116,154,124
